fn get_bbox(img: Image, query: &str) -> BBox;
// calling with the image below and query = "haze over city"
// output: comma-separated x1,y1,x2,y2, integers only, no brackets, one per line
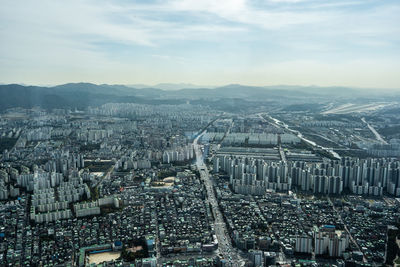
1,0,400,88
2,1,400,267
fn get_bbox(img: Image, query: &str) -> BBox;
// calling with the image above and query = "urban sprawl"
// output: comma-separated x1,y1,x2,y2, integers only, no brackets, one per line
1,102,400,267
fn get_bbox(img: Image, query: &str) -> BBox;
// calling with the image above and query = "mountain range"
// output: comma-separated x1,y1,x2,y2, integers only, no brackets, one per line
0,83,396,111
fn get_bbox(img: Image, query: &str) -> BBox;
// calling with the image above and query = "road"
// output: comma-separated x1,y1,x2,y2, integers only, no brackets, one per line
193,131,245,266
279,146,286,162
258,113,341,160
93,166,114,188
218,120,234,146
361,117,388,145
328,197,367,263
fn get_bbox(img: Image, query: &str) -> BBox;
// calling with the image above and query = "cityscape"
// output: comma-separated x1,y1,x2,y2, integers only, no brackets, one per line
1,0,400,266
0,87,400,266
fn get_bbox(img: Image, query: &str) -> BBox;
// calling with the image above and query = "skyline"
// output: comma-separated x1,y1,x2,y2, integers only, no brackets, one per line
1,0,400,89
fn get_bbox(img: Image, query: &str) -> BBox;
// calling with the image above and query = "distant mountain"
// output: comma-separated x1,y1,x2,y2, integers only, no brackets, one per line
0,83,180,111
128,83,215,90
0,82,392,111
262,85,362,96
164,84,337,101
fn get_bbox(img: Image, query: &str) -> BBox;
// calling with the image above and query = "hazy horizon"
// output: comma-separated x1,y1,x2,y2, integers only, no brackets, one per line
2,82,400,93
1,0,400,88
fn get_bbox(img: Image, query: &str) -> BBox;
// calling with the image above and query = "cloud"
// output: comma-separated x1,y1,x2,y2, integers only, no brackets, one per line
151,54,187,64
165,0,327,29
267,0,306,3
1,0,397,50
0,0,399,87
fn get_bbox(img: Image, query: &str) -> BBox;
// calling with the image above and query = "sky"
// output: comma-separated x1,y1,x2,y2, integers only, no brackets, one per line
0,0,399,89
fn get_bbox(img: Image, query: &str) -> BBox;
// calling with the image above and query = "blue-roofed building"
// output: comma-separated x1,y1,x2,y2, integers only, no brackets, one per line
113,240,123,250
145,235,155,252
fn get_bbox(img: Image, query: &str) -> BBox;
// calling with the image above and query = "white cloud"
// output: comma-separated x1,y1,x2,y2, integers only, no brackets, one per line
0,0,399,87
267,0,307,3
165,0,327,29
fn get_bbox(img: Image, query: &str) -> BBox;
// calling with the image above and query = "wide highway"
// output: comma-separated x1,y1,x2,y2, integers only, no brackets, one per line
193,131,245,266
361,117,388,145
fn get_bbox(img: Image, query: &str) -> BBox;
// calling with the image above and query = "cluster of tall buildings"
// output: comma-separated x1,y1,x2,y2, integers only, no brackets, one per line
87,102,212,119
43,150,85,175
116,157,152,170
213,156,400,196
367,142,400,157
295,226,349,257
27,174,91,223
74,196,119,217
25,127,52,141
162,144,194,163
76,129,114,142
205,132,300,146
